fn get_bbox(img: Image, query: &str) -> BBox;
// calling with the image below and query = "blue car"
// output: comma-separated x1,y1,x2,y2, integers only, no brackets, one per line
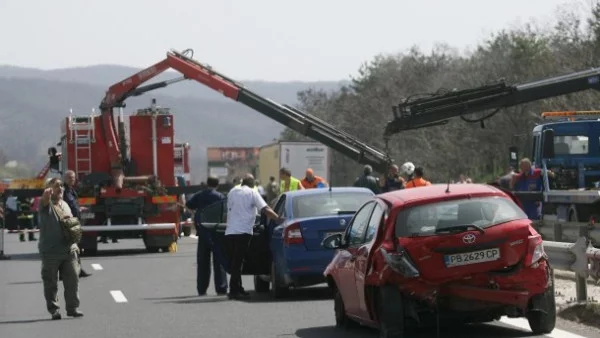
204,187,374,298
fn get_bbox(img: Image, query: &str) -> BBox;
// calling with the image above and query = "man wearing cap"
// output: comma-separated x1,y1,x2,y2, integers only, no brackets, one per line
353,165,380,194
301,168,327,189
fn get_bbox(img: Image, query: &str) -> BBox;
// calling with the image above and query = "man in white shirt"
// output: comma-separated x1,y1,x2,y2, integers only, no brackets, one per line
225,173,282,299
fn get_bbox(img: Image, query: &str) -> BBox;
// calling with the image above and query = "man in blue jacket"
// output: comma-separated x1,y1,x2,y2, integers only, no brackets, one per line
186,176,228,296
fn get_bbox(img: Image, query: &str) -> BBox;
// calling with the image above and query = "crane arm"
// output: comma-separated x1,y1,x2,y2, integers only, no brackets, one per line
100,49,391,173
383,67,600,136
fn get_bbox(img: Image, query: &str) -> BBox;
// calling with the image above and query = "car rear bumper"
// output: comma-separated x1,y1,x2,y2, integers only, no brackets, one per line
280,247,335,286
438,260,551,309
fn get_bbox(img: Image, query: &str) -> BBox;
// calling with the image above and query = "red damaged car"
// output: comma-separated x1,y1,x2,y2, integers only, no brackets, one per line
322,184,555,338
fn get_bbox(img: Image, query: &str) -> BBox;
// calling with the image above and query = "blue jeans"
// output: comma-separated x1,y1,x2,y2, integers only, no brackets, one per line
196,226,228,295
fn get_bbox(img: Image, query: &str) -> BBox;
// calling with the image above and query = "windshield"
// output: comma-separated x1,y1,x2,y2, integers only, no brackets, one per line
395,196,528,237
292,192,373,218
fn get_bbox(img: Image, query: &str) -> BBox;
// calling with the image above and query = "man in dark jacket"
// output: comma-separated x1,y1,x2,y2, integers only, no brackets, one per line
186,176,228,296
353,165,380,194
62,171,91,278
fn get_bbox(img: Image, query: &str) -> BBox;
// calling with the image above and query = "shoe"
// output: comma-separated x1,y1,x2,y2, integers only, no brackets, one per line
66,310,83,318
228,292,250,300
216,290,228,296
79,270,92,278
240,290,250,296
51,311,61,320
198,292,207,296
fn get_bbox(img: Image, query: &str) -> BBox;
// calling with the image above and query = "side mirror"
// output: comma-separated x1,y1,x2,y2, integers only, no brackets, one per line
321,233,343,249
541,129,555,159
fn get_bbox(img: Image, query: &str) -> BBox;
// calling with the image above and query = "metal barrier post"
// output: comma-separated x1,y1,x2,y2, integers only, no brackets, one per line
0,208,10,260
576,226,589,302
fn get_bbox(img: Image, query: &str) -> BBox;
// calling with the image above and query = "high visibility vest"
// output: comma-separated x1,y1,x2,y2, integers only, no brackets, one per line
234,184,259,193
280,177,302,193
405,177,431,189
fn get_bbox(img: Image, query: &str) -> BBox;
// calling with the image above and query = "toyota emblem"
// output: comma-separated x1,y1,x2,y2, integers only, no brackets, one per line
462,233,477,244
339,219,346,226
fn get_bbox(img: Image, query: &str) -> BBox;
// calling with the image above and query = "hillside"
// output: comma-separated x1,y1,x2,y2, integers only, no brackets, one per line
0,65,346,182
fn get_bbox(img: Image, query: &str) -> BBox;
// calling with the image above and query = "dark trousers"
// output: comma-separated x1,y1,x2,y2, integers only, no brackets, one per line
225,234,252,295
197,235,228,295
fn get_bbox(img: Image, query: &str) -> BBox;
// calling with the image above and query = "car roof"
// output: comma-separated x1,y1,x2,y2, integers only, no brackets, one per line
284,187,374,197
377,183,507,207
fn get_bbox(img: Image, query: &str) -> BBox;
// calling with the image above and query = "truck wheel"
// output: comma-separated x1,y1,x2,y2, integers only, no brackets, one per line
527,283,556,334
254,275,270,293
146,246,160,253
378,285,405,338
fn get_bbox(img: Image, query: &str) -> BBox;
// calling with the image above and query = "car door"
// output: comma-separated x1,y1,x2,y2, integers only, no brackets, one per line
354,200,387,319
269,195,288,269
337,201,376,317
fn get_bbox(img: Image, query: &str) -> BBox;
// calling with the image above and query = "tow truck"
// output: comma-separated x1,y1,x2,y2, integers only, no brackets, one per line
382,67,600,227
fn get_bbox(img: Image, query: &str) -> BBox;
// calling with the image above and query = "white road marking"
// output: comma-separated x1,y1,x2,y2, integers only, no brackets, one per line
190,234,198,239
91,263,103,270
110,290,128,303
499,317,586,338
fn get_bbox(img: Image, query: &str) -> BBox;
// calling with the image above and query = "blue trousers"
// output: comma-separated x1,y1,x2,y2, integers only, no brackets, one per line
196,226,228,295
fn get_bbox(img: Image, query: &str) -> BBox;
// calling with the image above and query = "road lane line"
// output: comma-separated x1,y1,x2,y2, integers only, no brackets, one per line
500,317,586,338
110,290,128,303
91,264,103,270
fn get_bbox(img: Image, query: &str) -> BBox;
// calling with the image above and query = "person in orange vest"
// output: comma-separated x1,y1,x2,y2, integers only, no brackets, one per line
301,168,328,189
405,167,432,188
279,167,305,193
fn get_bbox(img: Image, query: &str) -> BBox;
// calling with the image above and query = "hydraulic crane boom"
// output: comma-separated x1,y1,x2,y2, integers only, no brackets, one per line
383,67,600,136
100,49,392,173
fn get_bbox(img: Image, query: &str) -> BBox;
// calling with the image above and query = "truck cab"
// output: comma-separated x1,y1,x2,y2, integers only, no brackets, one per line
531,112,600,190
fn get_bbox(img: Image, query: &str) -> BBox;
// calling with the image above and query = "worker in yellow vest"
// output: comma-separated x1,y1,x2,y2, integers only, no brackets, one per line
279,167,305,193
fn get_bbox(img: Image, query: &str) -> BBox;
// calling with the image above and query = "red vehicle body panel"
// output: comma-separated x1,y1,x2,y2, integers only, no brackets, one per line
324,184,552,328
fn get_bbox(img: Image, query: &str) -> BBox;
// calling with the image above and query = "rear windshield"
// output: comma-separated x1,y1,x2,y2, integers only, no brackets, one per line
395,196,528,237
292,192,373,218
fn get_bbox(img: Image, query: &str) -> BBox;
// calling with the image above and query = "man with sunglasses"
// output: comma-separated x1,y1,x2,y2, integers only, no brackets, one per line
39,178,83,320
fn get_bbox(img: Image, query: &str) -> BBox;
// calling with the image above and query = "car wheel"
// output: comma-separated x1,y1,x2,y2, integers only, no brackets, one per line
334,288,352,329
526,279,556,334
378,285,405,338
270,261,288,299
254,275,270,293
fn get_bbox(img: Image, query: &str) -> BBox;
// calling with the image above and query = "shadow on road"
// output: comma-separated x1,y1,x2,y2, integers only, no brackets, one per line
0,318,53,325
7,281,42,285
5,253,40,261
150,294,229,304
241,286,333,304
296,323,535,338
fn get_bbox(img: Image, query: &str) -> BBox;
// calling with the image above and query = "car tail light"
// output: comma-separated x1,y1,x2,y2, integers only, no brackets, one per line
380,246,419,278
525,234,545,266
284,222,304,245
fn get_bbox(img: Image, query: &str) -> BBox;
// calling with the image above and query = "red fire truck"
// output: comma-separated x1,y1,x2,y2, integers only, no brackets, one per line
59,101,191,255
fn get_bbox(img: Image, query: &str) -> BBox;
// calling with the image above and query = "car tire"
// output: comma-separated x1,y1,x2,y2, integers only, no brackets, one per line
270,261,288,299
254,275,270,293
378,285,405,338
334,288,352,329
526,279,556,334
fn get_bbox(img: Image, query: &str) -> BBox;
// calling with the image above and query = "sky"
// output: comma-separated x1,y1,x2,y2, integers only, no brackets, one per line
0,0,595,81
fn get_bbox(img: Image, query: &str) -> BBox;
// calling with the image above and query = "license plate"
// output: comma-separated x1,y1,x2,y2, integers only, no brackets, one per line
81,212,95,220
444,248,501,267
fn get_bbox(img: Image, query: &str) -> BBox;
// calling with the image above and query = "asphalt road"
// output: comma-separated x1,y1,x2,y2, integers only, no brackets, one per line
1,231,599,338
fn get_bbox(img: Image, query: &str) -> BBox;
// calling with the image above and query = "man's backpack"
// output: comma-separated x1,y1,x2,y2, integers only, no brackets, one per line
51,202,82,245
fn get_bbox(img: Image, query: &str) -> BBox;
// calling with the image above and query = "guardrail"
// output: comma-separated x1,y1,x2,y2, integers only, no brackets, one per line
535,219,600,303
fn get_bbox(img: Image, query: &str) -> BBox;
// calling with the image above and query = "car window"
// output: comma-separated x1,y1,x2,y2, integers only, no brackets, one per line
347,201,375,246
292,192,373,219
274,196,286,217
395,196,528,237
365,203,385,243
